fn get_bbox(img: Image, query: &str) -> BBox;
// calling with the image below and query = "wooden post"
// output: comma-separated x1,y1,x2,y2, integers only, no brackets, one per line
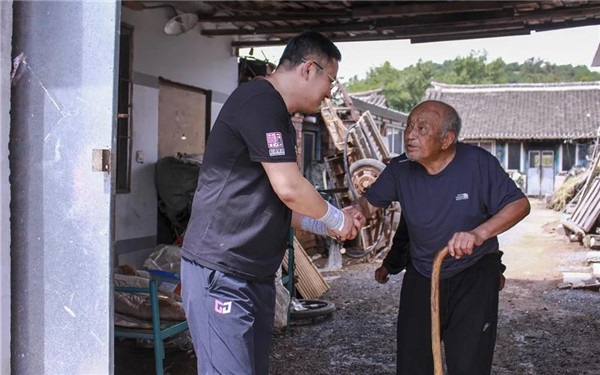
431,247,449,375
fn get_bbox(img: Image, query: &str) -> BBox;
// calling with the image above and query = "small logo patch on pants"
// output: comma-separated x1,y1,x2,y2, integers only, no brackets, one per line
214,300,232,314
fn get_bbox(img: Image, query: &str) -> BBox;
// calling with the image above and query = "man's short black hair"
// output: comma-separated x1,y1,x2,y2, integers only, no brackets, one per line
278,31,342,68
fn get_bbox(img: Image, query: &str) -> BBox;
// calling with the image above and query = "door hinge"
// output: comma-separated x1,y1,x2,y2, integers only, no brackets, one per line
92,149,111,172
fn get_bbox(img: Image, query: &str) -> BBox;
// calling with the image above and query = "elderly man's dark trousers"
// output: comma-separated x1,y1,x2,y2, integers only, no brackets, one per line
396,253,500,375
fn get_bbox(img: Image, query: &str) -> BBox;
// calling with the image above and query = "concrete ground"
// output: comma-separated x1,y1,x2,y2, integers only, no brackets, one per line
115,198,600,374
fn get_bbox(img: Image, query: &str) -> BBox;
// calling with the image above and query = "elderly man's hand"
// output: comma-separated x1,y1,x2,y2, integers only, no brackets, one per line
329,210,360,241
374,265,390,284
447,230,484,259
343,205,366,227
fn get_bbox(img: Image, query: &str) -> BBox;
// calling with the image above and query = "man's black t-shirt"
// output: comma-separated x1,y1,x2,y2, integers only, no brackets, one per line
181,79,298,282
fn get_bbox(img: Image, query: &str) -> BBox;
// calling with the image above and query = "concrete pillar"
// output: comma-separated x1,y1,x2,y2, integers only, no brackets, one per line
10,1,119,373
1,1,13,373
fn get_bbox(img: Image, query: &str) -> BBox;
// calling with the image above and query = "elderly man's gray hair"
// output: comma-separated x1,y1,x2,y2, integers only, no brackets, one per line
441,107,461,143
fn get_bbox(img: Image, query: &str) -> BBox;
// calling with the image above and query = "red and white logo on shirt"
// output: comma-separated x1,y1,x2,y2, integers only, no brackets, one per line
266,132,285,156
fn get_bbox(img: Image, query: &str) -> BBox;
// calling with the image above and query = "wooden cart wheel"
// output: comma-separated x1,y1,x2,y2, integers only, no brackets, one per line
431,246,449,375
345,158,390,259
349,158,387,198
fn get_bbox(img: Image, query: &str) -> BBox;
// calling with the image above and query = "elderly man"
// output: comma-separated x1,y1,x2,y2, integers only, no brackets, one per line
181,31,363,375
354,100,530,375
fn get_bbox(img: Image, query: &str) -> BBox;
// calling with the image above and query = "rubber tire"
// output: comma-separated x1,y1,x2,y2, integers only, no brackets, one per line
349,158,387,199
349,158,387,176
290,299,336,319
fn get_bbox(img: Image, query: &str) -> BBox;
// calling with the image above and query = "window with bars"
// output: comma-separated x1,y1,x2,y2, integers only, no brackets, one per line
562,143,576,171
116,24,133,193
508,143,521,170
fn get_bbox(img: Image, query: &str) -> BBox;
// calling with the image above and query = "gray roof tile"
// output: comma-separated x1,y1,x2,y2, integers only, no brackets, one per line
425,81,600,140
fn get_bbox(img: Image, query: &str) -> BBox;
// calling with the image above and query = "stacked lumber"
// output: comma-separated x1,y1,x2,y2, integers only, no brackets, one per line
282,237,329,300
561,151,600,241
562,177,600,240
320,98,350,152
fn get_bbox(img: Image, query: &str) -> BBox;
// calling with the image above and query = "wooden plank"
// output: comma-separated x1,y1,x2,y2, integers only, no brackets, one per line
572,186,594,225
320,99,349,152
349,119,373,160
560,219,585,239
571,178,598,223
362,111,391,161
572,153,600,215
582,190,600,231
571,178,600,232
282,237,329,300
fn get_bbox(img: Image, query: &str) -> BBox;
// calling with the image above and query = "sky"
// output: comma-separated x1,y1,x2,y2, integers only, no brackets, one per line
240,25,600,82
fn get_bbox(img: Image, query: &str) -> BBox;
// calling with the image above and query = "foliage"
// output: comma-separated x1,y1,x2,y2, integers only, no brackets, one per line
344,51,600,113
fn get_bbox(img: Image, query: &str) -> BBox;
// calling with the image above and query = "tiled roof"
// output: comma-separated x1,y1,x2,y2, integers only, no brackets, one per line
350,88,408,124
425,81,600,140
350,88,388,107
351,97,407,124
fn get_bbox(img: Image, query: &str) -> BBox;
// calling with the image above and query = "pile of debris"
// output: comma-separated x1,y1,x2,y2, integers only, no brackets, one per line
556,148,600,289
318,93,398,263
559,151,600,244
558,250,600,290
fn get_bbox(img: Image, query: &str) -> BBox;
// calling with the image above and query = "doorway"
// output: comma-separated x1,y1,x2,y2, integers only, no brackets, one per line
527,150,554,195
158,78,211,159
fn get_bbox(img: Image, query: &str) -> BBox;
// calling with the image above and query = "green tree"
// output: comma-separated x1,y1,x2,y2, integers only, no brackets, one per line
392,61,434,112
445,51,488,83
484,58,508,83
344,53,600,112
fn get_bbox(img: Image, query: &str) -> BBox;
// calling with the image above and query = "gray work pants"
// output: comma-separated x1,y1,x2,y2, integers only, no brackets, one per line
181,258,275,375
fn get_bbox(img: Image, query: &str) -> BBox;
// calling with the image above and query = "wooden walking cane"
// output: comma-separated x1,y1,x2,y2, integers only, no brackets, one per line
431,246,450,375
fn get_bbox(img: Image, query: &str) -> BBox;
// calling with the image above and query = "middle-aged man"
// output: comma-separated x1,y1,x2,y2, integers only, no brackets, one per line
354,100,530,374
180,31,364,375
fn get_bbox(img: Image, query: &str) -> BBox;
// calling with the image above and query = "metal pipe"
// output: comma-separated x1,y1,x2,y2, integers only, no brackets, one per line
344,122,359,198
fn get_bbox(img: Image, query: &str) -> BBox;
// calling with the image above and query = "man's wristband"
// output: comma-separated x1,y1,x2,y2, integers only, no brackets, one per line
318,202,345,232
300,216,328,237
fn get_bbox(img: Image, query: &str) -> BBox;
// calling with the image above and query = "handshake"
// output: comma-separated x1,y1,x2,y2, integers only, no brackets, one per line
298,202,367,242
327,205,366,242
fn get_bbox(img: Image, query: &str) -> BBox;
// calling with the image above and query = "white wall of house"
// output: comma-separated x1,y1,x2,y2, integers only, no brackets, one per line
116,7,237,264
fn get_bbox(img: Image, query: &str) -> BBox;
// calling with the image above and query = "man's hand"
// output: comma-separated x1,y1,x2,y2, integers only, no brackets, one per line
447,230,484,259
375,265,390,284
328,206,365,241
343,205,366,227
330,210,361,241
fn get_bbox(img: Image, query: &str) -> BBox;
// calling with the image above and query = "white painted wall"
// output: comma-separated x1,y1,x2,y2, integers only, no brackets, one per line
116,7,238,261
0,2,12,373
117,85,158,241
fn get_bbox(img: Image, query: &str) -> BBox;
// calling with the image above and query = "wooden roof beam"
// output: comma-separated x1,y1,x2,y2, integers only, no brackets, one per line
230,15,600,48
352,1,509,18
196,10,351,23
203,10,516,36
203,4,600,37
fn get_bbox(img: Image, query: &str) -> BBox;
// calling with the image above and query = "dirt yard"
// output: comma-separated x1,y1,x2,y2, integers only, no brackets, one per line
115,199,600,374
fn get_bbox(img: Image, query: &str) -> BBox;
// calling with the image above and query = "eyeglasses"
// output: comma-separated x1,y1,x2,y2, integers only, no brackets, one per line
301,57,337,89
